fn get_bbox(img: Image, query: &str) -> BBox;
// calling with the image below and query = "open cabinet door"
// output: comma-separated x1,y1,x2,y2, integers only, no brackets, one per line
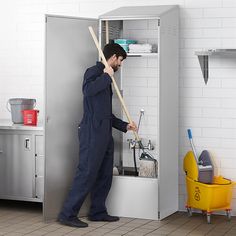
44,15,98,221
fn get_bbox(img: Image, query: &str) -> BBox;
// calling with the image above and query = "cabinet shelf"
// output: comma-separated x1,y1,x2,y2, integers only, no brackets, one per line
195,49,236,84
127,52,158,57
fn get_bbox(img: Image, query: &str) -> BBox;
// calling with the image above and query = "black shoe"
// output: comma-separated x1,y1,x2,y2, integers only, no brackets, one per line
89,214,120,222
58,217,88,228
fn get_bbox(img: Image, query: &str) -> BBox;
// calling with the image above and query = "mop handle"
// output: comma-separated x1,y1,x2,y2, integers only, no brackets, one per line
88,26,140,142
187,129,199,163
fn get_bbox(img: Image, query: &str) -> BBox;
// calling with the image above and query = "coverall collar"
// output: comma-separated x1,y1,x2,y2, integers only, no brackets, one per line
96,61,105,70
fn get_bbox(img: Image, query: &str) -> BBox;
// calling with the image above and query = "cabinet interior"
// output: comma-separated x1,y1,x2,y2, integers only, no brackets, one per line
100,19,159,178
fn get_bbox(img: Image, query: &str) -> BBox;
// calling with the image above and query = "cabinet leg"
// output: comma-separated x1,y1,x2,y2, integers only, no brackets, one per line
186,207,192,217
226,209,231,221
207,212,211,224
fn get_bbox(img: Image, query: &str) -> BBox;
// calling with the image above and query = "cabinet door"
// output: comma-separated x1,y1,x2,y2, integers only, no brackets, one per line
0,134,33,198
45,15,98,221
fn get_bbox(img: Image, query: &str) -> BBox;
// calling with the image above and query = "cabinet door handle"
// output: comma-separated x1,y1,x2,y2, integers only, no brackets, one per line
24,138,30,150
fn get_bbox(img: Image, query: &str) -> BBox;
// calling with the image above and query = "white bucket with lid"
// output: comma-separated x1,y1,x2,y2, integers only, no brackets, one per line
7,98,36,124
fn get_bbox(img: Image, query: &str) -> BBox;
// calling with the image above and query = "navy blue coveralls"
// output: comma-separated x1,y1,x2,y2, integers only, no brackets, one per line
59,61,128,220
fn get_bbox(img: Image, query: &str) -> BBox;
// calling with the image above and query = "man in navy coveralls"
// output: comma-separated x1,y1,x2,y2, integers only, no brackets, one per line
58,43,137,228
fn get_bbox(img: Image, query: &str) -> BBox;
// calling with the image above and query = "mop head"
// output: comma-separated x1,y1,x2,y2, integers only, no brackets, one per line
139,159,158,178
137,141,158,178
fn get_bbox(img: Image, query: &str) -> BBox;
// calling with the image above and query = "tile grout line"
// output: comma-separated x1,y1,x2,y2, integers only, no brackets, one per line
0,217,44,235
219,219,236,236
146,215,193,236
121,219,158,236
81,218,136,236
98,218,153,236
186,216,216,236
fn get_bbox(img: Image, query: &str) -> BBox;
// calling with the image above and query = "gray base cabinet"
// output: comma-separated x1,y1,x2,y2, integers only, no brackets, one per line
0,129,44,202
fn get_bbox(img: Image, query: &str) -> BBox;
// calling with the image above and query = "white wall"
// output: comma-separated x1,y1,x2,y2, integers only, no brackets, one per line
1,0,236,214
121,19,159,168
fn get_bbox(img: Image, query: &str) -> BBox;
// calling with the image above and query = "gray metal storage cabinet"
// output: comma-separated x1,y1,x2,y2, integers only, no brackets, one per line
44,5,179,221
0,127,44,202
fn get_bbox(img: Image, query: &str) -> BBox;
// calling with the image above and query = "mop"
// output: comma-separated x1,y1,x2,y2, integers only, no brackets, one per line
88,26,157,177
136,110,157,178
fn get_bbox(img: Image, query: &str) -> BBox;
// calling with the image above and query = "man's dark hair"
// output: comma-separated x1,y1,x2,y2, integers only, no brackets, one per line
103,43,127,60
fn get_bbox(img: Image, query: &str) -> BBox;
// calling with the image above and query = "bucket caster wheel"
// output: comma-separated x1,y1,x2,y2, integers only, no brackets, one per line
207,212,211,224
186,207,192,217
226,209,231,221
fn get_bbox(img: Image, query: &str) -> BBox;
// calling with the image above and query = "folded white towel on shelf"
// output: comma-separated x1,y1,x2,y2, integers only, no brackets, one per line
128,43,152,53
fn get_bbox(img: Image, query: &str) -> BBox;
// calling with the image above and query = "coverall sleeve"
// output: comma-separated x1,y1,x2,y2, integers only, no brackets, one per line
83,69,112,96
112,114,128,133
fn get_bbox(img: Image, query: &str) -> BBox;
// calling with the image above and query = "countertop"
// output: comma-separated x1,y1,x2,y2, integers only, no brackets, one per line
0,120,44,131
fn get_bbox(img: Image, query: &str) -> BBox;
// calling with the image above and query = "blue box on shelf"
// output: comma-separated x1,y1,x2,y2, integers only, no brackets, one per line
114,39,137,52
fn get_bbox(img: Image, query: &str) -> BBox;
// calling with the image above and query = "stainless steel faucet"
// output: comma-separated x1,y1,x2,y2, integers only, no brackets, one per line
127,109,154,151
146,139,154,150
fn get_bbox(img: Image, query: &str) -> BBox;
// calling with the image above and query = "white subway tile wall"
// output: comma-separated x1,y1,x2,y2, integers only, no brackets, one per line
0,0,236,214
121,19,159,168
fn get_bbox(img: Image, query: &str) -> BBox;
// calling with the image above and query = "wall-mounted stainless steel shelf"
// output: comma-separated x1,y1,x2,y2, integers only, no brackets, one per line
195,49,236,84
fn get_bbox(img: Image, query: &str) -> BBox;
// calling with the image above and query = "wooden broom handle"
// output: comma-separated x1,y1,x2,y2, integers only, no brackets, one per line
88,26,140,141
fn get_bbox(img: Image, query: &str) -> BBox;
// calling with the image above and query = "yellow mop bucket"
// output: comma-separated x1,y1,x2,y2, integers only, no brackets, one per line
186,175,234,210
184,151,236,223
